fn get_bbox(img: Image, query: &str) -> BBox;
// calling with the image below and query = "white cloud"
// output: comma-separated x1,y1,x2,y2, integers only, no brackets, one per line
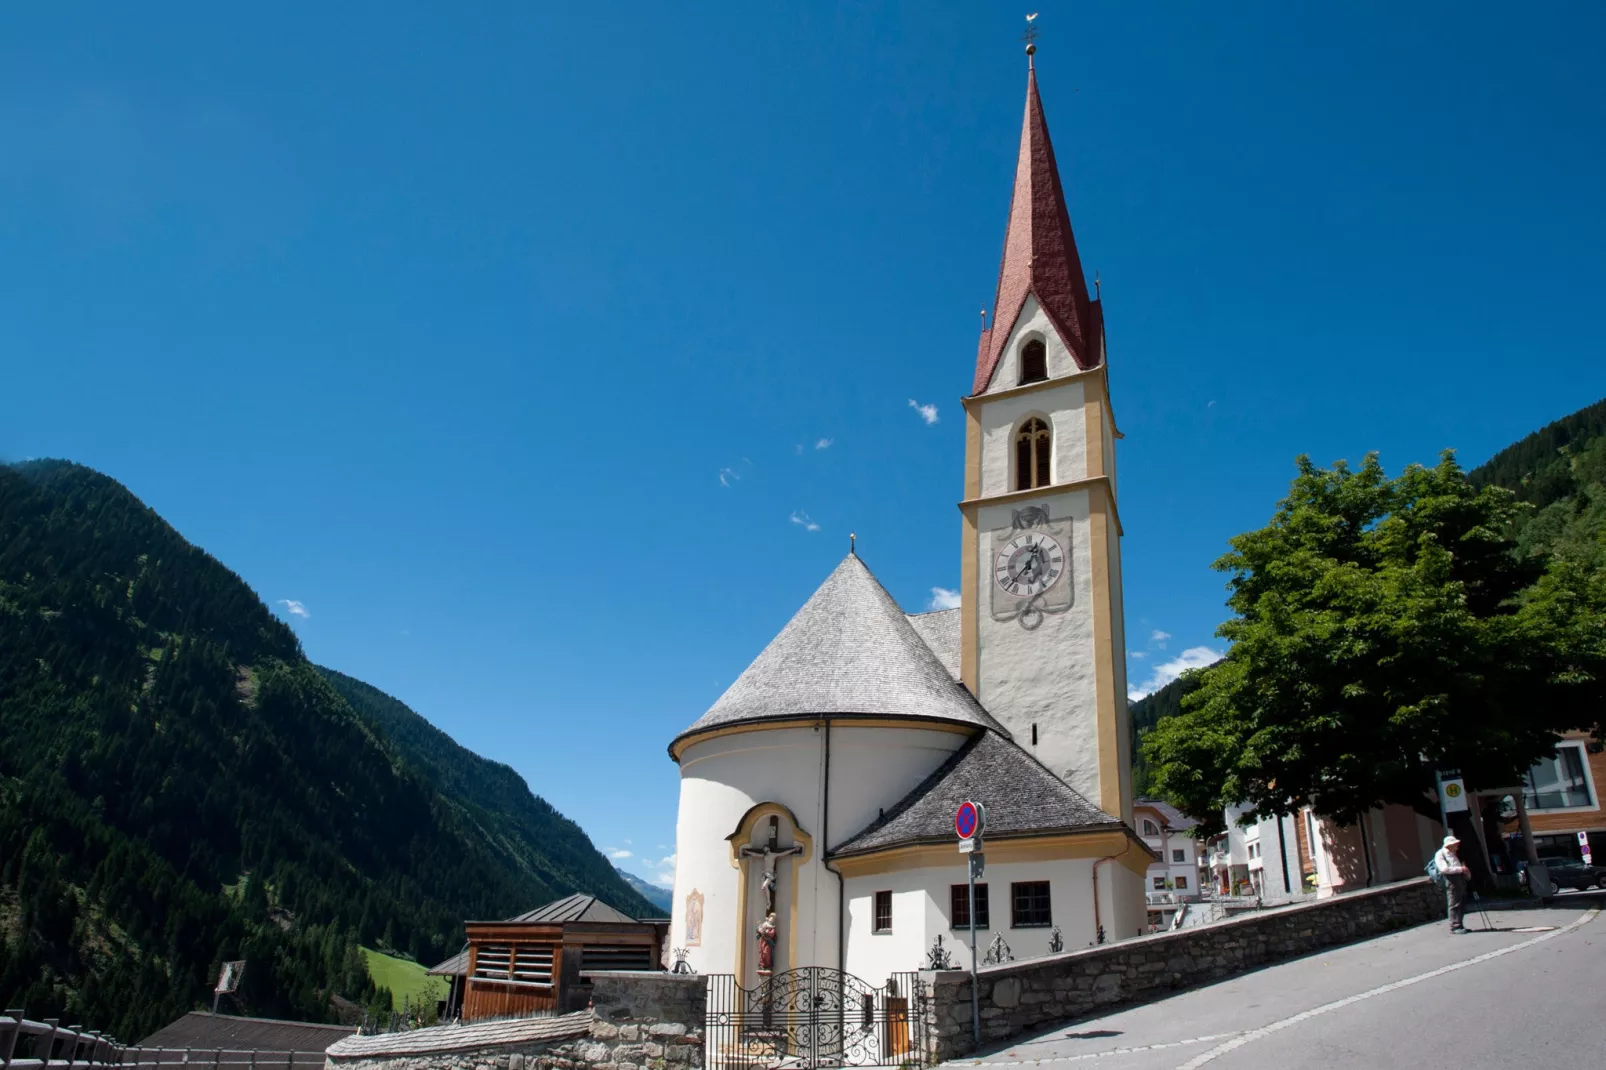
1150,629,1171,646
927,587,962,611
815,437,833,450
1128,645,1223,701
1129,651,1146,659
277,599,310,619
608,848,632,860
790,510,820,532
907,399,939,425
718,467,740,487
652,853,678,886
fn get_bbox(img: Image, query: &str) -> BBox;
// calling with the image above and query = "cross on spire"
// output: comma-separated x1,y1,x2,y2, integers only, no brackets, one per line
1023,13,1039,64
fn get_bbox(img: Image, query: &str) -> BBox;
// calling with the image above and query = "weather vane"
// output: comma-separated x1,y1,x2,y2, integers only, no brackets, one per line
1023,13,1039,58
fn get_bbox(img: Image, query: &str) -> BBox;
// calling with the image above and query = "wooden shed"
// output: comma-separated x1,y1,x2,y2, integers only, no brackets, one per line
459,894,664,1021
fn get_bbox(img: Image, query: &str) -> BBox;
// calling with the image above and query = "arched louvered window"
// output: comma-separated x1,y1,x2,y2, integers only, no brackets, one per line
1019,339,1048,384
1015,417,1052,490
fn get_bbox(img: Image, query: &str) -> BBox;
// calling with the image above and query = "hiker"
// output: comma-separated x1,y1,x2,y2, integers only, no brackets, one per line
1434,834,1472,933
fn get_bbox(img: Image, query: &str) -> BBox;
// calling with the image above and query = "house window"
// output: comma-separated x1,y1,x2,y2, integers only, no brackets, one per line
873,891,893,933
1142,819,1160,837
1151,876,1166,890
1014,418,1052,490
1524,743,1595,810
1175,875,1189,890
1172,849,1185,863
1019,339,1048,384
950,884,990,929
1011,881,1052,928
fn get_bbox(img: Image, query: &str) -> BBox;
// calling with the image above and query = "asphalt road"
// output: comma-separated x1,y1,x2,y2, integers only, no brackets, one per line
943,891,1605,1070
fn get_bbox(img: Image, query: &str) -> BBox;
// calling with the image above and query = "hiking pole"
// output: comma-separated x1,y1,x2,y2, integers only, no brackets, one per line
1471,890,1492,931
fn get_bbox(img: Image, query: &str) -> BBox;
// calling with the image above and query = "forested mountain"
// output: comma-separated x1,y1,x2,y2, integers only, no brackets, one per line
1469,396,1606,567
315,667,649,916
0,460,651,1041
1129,675,1201,799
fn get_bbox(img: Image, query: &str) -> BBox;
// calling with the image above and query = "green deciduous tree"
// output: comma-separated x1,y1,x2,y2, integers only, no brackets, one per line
1145,451,1606,827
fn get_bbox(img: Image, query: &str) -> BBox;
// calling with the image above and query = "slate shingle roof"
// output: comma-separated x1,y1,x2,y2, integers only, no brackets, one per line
671,555,1005,754
138,1012,355,1051
1134,798,1198,832
905,608,961,681
831,730,1120,856
325,1012,591,1059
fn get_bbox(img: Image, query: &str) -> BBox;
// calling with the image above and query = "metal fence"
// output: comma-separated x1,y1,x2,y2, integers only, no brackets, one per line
1,1011,326,1070
705,969,929,1070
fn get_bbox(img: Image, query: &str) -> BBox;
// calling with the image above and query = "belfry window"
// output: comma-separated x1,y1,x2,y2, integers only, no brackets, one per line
1019,339,1048,384
1015,418,1052,490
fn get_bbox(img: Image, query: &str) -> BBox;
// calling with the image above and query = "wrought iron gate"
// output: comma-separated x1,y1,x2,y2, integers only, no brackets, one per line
706,969,929,1070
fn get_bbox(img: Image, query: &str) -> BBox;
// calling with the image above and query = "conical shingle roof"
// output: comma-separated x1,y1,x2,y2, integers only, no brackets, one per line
670,555,1005,755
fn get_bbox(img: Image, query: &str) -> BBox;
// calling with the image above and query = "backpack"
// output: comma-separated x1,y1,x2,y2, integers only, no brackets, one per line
1425,856,1446,888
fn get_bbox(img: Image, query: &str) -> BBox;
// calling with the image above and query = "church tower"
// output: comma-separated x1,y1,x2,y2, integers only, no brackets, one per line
959,55,1132,823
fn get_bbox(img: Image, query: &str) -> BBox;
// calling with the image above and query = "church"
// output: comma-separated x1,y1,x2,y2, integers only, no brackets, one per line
665,54,1153,989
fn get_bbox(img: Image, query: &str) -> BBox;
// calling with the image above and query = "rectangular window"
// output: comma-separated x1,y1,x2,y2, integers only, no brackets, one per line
873,890,893,934
950,883,990,929
1172,849,1185,863
1151,876,1166,890
1011,881,1052,928
1525,744,1595,810
1175,875,1189,890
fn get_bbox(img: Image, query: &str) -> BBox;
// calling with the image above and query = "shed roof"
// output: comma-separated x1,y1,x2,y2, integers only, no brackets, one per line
138,1012,355,1052
671,555,1004,754
831,730,1120,856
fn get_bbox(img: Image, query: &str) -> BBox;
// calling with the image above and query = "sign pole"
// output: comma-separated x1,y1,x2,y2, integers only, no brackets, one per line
954,800,986,1048
968,863,979,1045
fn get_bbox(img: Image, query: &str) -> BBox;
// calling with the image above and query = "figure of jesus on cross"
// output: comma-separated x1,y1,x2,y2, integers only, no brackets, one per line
738,815,803,975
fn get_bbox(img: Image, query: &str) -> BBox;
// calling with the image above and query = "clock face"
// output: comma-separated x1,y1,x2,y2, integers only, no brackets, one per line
994,532,1066,598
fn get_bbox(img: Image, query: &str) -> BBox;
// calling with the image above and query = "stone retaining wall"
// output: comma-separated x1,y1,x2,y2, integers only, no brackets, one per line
922,876,1444,1061
325,974,705,1070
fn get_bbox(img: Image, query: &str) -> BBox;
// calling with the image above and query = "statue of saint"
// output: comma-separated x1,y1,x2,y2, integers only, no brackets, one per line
755,912,778,975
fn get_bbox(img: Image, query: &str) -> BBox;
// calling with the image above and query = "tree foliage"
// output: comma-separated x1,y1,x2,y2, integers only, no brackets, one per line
0,460,652,1039
1143,450,1606,826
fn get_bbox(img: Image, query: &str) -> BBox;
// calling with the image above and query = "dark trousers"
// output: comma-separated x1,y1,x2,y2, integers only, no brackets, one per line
1446,875,1468,930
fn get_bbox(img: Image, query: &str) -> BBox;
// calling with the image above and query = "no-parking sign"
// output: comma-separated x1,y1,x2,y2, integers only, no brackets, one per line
955,800,986,841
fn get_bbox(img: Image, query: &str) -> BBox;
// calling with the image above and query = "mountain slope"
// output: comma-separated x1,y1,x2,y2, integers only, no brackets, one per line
316,667,653,917
614,868,673,915
0,460,646,1039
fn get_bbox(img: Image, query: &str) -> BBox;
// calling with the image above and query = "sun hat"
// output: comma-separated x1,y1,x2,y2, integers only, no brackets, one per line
1442,835,1460,847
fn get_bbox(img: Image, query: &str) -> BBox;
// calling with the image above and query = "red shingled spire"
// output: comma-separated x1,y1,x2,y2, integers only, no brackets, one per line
973,62,1101,395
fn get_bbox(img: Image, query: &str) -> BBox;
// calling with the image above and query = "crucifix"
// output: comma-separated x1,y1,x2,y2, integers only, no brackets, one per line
738,815,804,975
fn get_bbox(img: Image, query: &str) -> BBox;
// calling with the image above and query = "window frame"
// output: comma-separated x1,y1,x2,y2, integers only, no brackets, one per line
1172,849,1186,863
949,883,990,931
1142,819,1159,837
1014,416,1052,491
872,890,893,934
1174,875,1189,890
1523,741,1599,813
1018,338,1048,384
1010,880,1052,929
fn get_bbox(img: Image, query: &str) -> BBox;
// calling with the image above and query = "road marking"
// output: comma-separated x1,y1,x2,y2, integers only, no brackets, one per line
1173,907,1601,1069
962,1032,1241,1065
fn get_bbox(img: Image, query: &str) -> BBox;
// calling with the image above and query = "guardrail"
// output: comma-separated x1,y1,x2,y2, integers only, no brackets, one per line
1,1011,326,1070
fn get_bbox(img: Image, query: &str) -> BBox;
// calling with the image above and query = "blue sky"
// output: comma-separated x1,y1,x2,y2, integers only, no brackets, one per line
4,3,1603,890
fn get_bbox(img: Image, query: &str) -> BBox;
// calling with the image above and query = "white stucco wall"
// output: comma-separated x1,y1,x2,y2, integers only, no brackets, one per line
977,384,1087,498
972,490,1102,805
843,858,1104,982
669,722,967,980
